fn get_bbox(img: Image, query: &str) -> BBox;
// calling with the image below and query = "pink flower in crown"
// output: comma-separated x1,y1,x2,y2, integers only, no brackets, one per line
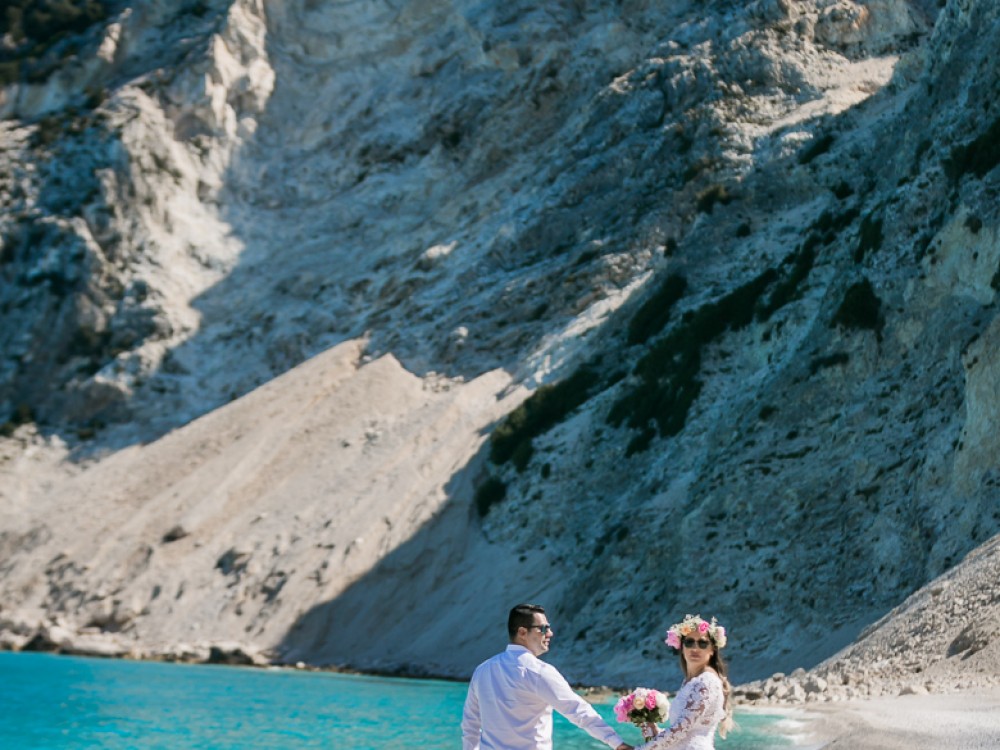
715,626,726,643
665,630,681,649
698,621,710,634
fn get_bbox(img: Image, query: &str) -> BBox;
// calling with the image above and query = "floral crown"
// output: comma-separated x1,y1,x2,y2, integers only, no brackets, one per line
664,614,727,650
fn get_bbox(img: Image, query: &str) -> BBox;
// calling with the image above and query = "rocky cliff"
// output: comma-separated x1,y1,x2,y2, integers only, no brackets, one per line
1,0,998,689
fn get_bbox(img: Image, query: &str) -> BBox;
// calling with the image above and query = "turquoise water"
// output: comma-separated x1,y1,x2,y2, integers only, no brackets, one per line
0,652,790,748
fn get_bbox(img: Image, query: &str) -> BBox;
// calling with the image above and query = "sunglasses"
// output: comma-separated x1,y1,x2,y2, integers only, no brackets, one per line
682,638,712,650
527,624,552,635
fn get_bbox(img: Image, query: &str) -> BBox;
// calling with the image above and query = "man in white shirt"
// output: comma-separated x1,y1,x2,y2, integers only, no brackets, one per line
461,603,633,750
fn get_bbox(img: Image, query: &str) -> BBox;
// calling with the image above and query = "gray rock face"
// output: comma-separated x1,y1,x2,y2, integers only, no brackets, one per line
0,0,999,689
739,532,1000,702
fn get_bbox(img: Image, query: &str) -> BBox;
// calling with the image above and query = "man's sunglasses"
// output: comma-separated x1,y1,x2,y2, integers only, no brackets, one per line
527,624,552,634
682,638,712,650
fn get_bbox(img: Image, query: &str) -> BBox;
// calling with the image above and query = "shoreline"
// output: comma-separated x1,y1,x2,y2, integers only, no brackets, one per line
7,647,1000,747
0,643,479,682
751,688,1000,749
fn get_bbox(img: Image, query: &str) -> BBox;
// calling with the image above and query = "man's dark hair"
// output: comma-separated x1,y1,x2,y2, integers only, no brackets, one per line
508,603,545,639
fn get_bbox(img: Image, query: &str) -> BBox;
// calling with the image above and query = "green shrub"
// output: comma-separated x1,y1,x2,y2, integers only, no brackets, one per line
21,1,109,41
695,184,734,214
910,138,932,175
757,245,815,320
509,439,534,472
0,6,25,40
682,155,714,183
83,85,105,109
854,213,883,263
832,278,882,332
182,0,210,16
490,367,601,468
0,1,110,81
607,340,702,441
815,206,860,235
608,268,778,447
607,231,835,453
703,269,777,333
474,476,507,517
0,60,20,86
30,114,65,147
799,133,835,165
831,181,854,200
12,404,33,424
624,427,657,457
945,116,1000,182
592,525,630,556
528,302,549,321
1,404,34,435
809,351,849,375
626,272,687,345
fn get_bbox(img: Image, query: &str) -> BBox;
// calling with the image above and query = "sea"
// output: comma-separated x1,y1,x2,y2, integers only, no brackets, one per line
0,652,796,749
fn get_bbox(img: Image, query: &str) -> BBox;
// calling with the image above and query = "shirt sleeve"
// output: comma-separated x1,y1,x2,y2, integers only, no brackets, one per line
461,677,482,750
636,678,713,749
534,665,624,749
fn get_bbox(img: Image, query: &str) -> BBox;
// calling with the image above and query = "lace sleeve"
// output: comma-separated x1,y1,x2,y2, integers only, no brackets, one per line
638,678,716,749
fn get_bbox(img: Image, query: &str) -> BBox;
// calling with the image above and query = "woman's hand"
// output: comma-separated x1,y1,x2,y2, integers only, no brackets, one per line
641,722,659,739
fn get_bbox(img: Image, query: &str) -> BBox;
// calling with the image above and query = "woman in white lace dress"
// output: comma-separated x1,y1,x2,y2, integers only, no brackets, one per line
634,614,734,750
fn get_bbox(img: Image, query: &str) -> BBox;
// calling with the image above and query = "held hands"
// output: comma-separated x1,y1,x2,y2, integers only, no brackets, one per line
641,722,660,739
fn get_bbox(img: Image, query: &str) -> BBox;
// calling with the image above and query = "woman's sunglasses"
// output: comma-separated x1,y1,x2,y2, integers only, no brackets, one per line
682,638,712,650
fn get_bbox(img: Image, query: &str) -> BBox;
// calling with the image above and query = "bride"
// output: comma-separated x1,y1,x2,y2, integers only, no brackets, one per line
634,614,734,749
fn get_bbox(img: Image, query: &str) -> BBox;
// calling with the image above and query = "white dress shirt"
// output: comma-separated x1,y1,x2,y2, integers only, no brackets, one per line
461,644,624,750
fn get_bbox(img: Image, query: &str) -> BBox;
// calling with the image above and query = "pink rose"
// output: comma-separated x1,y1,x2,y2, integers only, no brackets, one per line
698,621,710,634
665,631,681,649
614,698,628,722
715,626,726,641
646,692,657,709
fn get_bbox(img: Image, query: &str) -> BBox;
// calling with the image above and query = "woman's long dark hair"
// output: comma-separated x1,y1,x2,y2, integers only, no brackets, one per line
678,644,735,738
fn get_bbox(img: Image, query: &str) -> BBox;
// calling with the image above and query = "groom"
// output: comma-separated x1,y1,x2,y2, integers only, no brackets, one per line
461,603,632,750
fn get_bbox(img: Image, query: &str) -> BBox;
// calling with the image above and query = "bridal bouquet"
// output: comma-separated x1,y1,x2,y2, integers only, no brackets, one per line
613,687,669,740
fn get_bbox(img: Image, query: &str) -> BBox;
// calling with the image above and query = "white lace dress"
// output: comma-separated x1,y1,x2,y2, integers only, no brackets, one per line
635,671,726,750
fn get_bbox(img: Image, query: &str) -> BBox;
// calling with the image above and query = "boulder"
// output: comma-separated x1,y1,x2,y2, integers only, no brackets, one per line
804,675,828,694
206,641,266,666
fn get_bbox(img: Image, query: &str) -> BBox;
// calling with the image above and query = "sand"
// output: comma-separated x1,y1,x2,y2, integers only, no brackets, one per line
761,688,1000,749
